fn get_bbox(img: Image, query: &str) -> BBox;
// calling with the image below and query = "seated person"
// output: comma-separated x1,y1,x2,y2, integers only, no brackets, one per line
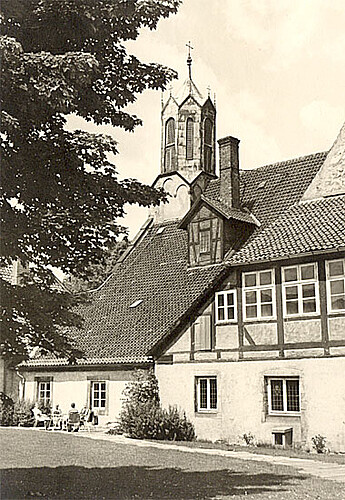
32,402,50,429
52,404,63,430
67,403,80,432
79,405,88,427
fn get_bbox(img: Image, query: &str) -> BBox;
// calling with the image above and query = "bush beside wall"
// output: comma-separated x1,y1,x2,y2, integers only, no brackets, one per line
118,369,195,441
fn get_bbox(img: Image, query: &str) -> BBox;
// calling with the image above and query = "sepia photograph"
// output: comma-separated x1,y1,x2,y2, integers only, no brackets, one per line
1,1,345,498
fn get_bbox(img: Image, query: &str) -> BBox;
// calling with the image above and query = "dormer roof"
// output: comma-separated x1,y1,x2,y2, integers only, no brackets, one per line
178,194,259,229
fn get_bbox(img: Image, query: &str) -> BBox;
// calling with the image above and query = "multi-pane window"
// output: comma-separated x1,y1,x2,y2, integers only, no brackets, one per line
216,290,237,322
196,377,217,411
164,118,176,172
38,381,51,405
243,270,275,320
267,377,300,414
282,263,319,317
199,229,211,254
91,381,107,410
326,259,345,312
186,117,194,160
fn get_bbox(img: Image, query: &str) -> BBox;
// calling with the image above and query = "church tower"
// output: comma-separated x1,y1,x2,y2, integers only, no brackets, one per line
151,44,217,223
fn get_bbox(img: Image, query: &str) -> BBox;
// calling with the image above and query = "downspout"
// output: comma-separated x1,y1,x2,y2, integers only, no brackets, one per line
15,368,26,400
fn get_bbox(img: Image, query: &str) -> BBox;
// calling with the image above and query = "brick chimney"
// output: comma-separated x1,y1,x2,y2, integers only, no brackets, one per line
218,136,240,208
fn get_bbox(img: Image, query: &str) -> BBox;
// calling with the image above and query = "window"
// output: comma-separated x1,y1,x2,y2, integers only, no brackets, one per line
216,290,237,322
243,270,275,320
91,381,107,410
194,315,212,351
186,117,194,159
267,377,300,414
203,118,213,172
164,118,176,172
37,381,51,406
199,229,211,254
196,377,217,411
326,259,345,312
282,263,319,317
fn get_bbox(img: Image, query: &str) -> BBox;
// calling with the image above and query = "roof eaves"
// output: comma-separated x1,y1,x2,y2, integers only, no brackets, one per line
229,247,345,267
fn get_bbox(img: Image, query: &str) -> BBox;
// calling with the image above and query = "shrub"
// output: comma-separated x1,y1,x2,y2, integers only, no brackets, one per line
118,369,195,441
160,406,196,441
0,392,15,426
13,399,35,427
311,434,327,454
242,432,255,446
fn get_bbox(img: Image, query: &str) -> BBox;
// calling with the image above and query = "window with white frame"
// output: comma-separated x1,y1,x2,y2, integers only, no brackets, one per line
282,263,319,317
91,381,107,410
216,290,237,322
266,377,300,414
195,377,217,411
326,258,345,312
37,381,51,405
243,270,275,320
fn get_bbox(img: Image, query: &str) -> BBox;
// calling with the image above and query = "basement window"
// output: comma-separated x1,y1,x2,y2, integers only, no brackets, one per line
266,377,300,415
129,299,143,308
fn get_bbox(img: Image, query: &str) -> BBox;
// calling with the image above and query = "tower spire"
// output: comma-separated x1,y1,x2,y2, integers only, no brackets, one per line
186,41,193,80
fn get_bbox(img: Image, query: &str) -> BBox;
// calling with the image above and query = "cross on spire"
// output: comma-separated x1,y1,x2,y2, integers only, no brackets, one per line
186,41,193,80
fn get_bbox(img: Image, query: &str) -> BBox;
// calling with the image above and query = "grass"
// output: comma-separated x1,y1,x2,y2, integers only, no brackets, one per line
148,438,345,465
1,428,344,499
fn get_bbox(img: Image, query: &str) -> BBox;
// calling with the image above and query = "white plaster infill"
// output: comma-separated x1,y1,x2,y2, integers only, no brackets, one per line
76,433,345,483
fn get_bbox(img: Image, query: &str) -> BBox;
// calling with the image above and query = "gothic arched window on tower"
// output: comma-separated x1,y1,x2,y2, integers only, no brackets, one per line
186,117,194,160
164,118,176,172
204,118,213,173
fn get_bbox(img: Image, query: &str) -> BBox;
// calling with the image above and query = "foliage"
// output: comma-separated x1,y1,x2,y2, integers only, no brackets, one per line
311,434,327,454
242,432,255,446
12,399,35,427
119,369,195,441
160,405,196,441
64,239,129,291
0,0,180,362
0,392,15,426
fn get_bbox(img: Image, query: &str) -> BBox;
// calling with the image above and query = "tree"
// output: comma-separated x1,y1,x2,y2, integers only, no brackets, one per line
64,238,129,292
0,0,180,364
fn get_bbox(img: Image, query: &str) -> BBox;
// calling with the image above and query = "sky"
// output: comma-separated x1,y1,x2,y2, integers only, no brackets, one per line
67,0,345,239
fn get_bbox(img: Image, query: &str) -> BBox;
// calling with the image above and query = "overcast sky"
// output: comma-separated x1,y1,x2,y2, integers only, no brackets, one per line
68,0,345,239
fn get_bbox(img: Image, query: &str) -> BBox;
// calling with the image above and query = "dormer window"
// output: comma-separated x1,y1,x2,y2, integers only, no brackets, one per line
164,118,176,172
199,228,211,254
204,118,213,172
186,117,194,160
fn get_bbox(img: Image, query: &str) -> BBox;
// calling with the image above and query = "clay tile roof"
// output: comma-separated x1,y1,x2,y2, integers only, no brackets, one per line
205,151,328,227
25,221,228,367
25,150,333,368
201,196,260,226
230,195,345,265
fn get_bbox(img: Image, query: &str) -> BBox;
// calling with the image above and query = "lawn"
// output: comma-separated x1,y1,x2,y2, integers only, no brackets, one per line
149,438,345,465
1,428,344,499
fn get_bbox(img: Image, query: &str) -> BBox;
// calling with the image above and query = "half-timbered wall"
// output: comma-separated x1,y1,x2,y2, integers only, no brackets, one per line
188,206,223,266
159,255,345,364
